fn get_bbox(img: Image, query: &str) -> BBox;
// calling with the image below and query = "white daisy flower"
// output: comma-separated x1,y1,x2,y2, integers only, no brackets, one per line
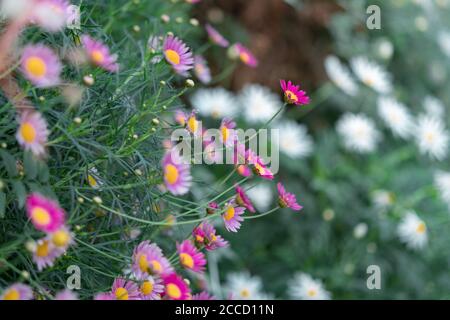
288,273,331,300
336,113,381,153
87,167,104,189
324,55,358,96
377,96,414,139
434,170,450,206
350,56,392,94
397,211,428,250
224,272,265,300
245,183,273,212
437,31,450,58
353,223,368,239
423,96,445,118
371,189,395,209
414,114,449,161
190,88,238,119
239,84,281,123
376,38,394,60
272,120,313,158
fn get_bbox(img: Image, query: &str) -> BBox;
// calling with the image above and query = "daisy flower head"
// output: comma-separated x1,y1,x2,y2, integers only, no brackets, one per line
273,120,313,159
26,193,65,233
32,238,60,271
336,113,381,154
222,202,245,233
245,149,275,180
350,56,392,94
220,118,237,147
139,276,164,300
87,167,104,189
192,291,215,300
192,221,228,251
32,0,69,32
205,24,229,47
81,35,119,72
239,84,280,123
49,225,74,252
377,96,414,139
397,211,428,250
16,110,49,157
414,114,449,161
434,170,450,206
177,240,207,273
163,273,191,300
132,241,173,280
162,150,192,196
174,109,188,126
324,55,358,96
20,44,61,87
280,80,310,106
185,112,202,137
225,272,264,300
371,189,395,210
423,96,445,118
191,88,238,119
232,43,258,67
163,35,194,76
194,55,212,84
1,283,33,300
55,289,78,300
206,202,219,215
235,186,256,213
288,273,331,300
111,278,140,300
94,292,114,300
277,182,303,211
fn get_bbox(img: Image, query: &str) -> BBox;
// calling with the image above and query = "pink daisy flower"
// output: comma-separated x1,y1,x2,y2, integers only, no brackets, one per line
234,43,258,67
139,276,164,300
110,278,140,300
245,149,274,180
206,202,219,215
233,142,252,178
163,35,194,76
220,118,237,147
32,238,61,271
192,221,228,251
205,24,229,47
1,283,33,300
185,112,202,136
192,291,216,300
32,0,70,32
222,202,245,233
48,225,74,253
194,55,212,84
235,186,256,213
94,292,114,300
174,110,188,126
162,151,192,196
20,44,61,87
280,80,310,106
55,289,78,300
162,273,191,300
277,182,303,211
16,110,49,158
26,193,65,233
237,164,252,177
81,35,119,72
132,241,173,280
177,240,207,273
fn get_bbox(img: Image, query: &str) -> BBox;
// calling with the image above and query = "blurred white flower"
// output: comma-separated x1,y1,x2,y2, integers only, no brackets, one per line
437,31,450,58
273,120,313,158
288,273,331,300
190,88,238,119
434,170,450,206
0,0,28,19
414,114,449,161
324,55,358,96
414,15,429,32
371,189,395,209
423,96,445,118
336,113,381,153
376,38,394,60
87,167,104,189
239,84,281,123
350,56,392,94
377,96,414,139
397,211,428,250
353,223,368,239
224,272,267,300
33,0,69,32
245,183,273,212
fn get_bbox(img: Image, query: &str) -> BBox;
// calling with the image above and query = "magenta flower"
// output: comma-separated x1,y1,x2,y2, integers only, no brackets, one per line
177,240,207,273
185,112,202,136
55,289,78,300
192,291,216,300
222,202,245,233
277,182,303,211
245,149,274,180
0,283,33,300
235,186,256,213
94,293,114,300
220,118,237,147
20,44,61,87
26,193,65,233
32,0,70,32
206,201,219,215
205,24,229,47
192,221,228,251
16,110,49,158
32,238,61,271
162,273,191,300
138,276,164,300
110,278,140,300
234,43,258,67
194,55,212,84
280,80,310,106
132,241,174,280
162,151,192,196
163,35,194,76
81,35,119,72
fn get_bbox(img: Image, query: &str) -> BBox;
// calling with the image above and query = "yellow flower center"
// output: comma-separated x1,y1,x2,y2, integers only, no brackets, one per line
224,206,235,221
416,222,426,234
36,240,50,257
25,56,47,77
165,49,181,65
166,283,182,299
240,289,250,298
31,207,51,226
363,77,374,87
141,281,154,296
52,229,70,247
210,233,217,242
20,122,37,143
179,253,194,269
91,50,105,64
195,235,204,243
87,174,98,188
115,287,129,300
187,116,198,133
307,289,317,297
284,90,298,103
254,163,267,176
240,52,250,64
221,126,229,142
138,254,149,272
3,289,20,300
164,164,179,185
150,260,162,273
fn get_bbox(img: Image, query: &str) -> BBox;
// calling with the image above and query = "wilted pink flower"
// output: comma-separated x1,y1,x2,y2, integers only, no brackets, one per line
81,35,119,72
277,182,303,211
